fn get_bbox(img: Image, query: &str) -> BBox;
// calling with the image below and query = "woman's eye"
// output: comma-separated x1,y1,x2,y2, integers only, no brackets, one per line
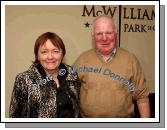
53,50,60,53
41,51,47,54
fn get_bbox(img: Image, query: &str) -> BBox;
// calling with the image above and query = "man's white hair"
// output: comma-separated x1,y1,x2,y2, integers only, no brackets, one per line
91,15,118,35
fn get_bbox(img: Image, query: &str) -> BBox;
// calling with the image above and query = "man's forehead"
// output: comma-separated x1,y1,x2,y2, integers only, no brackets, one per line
95,17,114,24
94,24,115,31
94,20,115,29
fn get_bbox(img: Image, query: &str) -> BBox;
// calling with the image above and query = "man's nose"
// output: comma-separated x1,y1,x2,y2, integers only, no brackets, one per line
102,34,107,41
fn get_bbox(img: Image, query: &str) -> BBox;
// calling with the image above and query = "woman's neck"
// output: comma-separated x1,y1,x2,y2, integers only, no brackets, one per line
45,69,58,78
45,69,60,88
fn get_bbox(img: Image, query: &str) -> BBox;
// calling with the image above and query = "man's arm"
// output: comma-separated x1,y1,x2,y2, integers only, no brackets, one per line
137,100,151,118
131,53,151,118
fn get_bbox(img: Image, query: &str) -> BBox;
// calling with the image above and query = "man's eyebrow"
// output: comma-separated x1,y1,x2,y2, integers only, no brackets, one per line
95,31,114,34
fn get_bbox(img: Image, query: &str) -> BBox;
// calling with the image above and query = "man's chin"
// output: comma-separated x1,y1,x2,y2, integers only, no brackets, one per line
100,50,111,56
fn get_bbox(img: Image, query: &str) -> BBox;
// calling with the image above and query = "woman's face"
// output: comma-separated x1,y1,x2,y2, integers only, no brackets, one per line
38,39,63,74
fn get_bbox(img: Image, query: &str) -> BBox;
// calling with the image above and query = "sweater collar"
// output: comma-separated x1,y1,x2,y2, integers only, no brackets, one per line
96,47,117,63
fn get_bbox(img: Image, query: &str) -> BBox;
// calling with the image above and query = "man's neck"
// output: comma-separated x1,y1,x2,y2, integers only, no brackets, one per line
96,47,117,62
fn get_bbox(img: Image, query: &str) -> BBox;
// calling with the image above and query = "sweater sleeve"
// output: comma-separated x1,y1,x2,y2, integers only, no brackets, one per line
131,54,150,104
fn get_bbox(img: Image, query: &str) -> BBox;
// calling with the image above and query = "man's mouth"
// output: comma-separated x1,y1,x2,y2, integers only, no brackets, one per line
101,43,110,46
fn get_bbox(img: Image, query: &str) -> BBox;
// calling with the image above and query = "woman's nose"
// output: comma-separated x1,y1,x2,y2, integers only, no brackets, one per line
47,52,53,59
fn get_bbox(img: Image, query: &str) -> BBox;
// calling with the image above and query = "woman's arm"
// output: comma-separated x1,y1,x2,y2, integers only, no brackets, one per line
9,74,28,118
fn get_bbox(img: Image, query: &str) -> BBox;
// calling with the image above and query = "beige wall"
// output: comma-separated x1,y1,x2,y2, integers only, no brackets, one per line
5,5,154,117
120,5,155,93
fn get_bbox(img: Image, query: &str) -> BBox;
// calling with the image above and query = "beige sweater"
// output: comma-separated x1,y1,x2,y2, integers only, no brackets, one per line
74,47,149,117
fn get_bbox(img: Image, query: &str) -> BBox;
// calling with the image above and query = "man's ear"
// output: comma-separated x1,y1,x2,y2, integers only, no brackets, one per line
115,32,118,40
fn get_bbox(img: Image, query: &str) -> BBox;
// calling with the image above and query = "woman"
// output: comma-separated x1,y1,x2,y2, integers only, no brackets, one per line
9,32,80,118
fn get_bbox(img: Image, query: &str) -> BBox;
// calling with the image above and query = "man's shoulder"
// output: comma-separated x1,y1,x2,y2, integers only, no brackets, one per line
74,49,96,65
117,47,139,62
117,47,132,55
79,49,95,56
117,47,136,58
76,49,95,59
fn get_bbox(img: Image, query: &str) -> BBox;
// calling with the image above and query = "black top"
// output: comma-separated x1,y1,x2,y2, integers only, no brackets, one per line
35,62,74,118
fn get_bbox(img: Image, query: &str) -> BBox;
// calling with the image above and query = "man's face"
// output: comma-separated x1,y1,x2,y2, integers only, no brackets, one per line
93,18,117,56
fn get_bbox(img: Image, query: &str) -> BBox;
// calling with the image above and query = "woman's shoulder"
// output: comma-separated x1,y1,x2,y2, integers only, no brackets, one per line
15,70,29,80
63,63,79,81
64,64,73,70
13,71,30,90
14,63,38,82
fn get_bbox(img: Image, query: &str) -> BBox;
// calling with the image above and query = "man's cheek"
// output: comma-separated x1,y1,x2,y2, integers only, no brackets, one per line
94,37,102,42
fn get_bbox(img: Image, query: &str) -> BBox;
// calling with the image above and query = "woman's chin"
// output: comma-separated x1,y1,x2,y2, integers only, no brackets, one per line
45,67,57,72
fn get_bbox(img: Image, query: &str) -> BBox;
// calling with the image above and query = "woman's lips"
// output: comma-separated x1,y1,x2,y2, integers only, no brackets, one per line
46,61,56,63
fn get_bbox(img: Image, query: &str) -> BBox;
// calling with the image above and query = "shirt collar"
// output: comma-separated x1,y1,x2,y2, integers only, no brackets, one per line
96,47,117,63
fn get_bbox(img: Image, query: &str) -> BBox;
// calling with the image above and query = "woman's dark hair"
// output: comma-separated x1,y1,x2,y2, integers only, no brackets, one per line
34,32,66,62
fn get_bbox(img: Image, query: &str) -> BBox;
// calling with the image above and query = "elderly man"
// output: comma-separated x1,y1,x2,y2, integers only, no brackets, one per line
74,15,150,118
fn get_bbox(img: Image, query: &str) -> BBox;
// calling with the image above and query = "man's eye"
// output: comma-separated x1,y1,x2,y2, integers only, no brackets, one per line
96,33,103,35
106,32,112,34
